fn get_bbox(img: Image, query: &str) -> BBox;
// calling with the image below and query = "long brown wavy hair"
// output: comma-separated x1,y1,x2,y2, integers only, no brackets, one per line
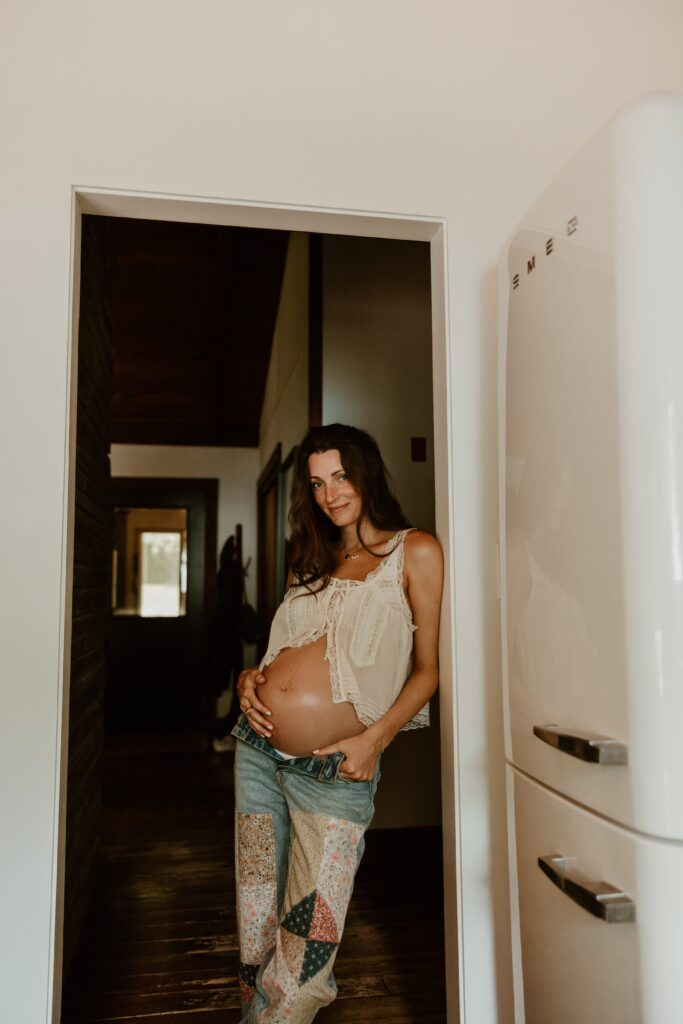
287,423,411,592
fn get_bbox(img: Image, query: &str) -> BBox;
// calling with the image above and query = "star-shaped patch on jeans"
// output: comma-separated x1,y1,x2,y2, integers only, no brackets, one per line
280,890,339,985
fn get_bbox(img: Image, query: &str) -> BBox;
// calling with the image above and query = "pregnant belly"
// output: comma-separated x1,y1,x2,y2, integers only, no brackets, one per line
258,636,366,756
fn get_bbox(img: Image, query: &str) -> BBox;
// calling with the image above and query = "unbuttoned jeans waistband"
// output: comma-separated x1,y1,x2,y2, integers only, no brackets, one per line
231,712,351,783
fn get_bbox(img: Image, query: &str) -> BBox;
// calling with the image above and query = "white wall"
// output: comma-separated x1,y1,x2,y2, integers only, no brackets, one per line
322,234,441,829
110,444,260,604
259,232,309,470
2,3,683,1022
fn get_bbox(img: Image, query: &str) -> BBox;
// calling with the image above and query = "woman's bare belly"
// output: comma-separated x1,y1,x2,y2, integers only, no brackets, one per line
258,636,366,756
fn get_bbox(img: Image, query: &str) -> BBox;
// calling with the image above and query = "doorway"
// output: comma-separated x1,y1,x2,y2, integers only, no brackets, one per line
108,476,217,732
57,189,458,1022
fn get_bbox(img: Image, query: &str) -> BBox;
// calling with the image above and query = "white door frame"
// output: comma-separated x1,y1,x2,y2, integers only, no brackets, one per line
54,185,461,1021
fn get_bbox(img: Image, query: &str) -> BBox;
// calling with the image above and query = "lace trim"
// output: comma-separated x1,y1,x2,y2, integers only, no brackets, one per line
400,704,430,730
324,527,409,588
285,593,297,637
323,588,345,704
338,690,430,731
259,627,327,670
286,528,414,595
349,588,390,666
394,528,419,628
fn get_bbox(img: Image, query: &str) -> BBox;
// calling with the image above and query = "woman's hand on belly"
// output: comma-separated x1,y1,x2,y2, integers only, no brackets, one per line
236,666,274,739
312,730,383,782
257,639,366,756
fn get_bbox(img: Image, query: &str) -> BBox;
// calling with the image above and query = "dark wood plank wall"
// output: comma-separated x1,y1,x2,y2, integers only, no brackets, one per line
63,215,115,977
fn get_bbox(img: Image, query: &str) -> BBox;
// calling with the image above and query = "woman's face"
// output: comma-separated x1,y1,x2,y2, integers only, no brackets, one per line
308,449,363,528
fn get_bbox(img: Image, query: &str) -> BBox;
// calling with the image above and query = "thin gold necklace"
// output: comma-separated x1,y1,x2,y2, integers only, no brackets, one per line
342,533,388,560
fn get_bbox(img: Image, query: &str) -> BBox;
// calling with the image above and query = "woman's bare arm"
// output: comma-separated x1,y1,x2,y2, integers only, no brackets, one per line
365,529,443,748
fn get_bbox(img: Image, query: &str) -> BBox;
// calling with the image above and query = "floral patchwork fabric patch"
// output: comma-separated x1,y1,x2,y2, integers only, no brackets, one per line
237,812,277,885
316,817,364,931
259,947,300,1022
239,961,259,1005
238,881,278,964
236,812,278,967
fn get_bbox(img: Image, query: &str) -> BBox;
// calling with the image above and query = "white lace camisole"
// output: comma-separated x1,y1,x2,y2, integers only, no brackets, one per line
258,527,429,731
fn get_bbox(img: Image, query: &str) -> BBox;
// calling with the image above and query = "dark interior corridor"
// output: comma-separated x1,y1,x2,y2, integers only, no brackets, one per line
63,214,445,1023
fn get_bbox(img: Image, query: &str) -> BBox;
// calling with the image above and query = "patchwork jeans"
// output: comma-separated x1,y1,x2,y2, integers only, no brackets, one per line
230,713,381,1023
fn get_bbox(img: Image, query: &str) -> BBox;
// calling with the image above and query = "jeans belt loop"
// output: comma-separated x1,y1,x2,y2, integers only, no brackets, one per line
318,752,343,783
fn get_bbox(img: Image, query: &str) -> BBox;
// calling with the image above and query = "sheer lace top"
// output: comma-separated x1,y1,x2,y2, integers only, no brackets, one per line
258,527,429,731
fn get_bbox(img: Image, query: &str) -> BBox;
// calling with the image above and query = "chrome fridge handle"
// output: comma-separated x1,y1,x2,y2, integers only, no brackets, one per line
538,854,636,923
533,725,628,765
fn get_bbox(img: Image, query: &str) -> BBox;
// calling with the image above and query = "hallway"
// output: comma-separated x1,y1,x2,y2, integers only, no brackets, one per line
61,737,447,1023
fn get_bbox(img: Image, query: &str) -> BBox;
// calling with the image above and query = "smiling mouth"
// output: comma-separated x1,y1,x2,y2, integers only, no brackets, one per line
328,504,348,513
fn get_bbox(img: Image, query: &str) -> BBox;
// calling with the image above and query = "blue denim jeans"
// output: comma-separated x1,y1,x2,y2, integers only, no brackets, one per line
231,713,381,1023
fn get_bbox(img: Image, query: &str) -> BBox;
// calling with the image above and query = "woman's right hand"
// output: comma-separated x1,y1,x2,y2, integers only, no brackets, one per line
236,667,273,738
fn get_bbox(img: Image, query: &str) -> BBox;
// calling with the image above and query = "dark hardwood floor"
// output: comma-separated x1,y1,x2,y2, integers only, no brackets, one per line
61,736,447,1023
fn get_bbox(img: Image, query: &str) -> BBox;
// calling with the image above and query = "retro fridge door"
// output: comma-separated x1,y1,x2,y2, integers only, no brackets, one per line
509,765,683,1024
500,94,683,839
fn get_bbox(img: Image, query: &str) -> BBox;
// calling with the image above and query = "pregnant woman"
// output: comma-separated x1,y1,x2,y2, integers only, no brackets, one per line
231,423,444,1023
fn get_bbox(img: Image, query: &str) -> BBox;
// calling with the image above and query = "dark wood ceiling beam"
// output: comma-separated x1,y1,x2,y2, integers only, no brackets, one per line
112,420,259,447
106,216,289,448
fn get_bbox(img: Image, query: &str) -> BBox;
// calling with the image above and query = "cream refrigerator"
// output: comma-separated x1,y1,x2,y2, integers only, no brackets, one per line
500,94,683,1024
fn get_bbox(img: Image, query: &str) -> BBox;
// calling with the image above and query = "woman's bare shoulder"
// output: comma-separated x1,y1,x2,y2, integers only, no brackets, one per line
403,529,443,571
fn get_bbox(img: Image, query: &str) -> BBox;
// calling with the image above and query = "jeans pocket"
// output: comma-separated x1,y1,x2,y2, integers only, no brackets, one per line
363,769,381,820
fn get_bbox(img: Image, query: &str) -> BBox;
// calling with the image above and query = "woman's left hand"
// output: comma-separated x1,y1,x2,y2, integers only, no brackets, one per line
312,730,383,781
